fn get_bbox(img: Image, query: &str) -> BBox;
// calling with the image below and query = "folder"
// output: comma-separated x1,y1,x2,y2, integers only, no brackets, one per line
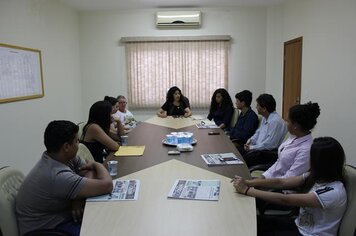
114,146,145,156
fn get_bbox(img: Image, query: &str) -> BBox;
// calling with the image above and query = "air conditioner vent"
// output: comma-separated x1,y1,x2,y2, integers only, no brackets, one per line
156,11,201,28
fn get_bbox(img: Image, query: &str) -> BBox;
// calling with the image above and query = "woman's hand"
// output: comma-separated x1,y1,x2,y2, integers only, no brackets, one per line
157,110,167,118
183,108,192,117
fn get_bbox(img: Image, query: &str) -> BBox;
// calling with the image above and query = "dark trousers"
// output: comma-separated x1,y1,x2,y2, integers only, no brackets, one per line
56,220,81,236
242,149,278,168
256,197,299,216
233,140,247,156
257,215,302,236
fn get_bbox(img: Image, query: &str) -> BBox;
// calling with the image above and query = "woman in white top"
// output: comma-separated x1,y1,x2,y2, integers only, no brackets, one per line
232,137,347,236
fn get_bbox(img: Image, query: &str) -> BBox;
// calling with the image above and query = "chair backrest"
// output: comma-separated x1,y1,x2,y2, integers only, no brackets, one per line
77,143,94,162
230,108,240,128
77,122,86,140
338,165,356,236
0,166,24,236
257,115,263,127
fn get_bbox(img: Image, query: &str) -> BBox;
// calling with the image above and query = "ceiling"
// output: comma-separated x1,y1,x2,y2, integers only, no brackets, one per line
59,0,293,11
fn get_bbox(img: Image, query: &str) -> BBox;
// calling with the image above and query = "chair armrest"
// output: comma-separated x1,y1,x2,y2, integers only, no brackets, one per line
249,164,272,173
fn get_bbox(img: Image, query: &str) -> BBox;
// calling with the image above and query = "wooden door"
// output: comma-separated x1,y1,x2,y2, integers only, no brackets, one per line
282,37,303,119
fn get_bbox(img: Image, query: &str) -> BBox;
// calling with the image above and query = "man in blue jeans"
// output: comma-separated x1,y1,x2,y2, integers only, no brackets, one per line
16,120,113,236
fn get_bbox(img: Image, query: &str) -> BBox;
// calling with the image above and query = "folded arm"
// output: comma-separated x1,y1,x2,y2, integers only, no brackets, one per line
76,161,113,198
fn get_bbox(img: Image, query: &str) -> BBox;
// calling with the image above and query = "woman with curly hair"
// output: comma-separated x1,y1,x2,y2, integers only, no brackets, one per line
157,86,192,118
207,88,234,129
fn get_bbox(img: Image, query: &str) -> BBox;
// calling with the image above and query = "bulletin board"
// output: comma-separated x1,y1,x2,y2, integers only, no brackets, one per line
0,43,44,104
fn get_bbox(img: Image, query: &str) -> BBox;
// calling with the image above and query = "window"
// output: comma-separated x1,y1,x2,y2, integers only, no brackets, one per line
123,36,230,109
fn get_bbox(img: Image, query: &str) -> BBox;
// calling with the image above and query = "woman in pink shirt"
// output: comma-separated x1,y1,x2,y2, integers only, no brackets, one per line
262,102,320,179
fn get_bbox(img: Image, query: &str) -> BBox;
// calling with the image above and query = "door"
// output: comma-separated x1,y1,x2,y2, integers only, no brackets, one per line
282,37,303,120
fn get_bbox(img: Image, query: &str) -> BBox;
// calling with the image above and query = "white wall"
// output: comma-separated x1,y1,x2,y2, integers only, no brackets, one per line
266,0,356,166
0,0,82,174
78,8,267,119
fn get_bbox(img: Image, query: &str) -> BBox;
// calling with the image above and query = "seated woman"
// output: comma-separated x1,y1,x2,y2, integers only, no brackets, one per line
261,102,320,179
232,137,347,236
207,88,234,129
103,96,126,139
80,100,121,163
157,86,192,118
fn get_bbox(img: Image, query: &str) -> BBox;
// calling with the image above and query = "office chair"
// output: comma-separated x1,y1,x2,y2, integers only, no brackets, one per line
77,143,95,162
0,166,24,236
77,122,86,140
0,166,71,236
230,108,240,128
338,165,356,236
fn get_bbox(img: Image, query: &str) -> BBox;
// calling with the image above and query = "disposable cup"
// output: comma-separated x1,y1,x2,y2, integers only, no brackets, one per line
107,160,118,176
120,136,128,146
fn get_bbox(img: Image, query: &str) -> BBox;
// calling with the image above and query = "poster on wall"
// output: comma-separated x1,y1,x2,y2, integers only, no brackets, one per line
0,43,44,104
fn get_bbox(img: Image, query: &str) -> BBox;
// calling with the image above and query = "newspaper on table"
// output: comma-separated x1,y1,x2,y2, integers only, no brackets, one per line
201,152,244,166
167,179,220,201
195,120,219,129
86,179,140,202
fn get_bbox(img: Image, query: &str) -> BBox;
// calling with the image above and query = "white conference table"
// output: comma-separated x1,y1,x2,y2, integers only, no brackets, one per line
80,117,256,236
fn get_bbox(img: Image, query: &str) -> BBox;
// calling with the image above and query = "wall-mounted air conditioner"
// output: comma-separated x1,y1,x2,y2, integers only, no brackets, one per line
156,11,201,28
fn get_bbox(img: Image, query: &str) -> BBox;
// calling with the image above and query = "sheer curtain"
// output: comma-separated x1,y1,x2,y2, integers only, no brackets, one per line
125,39,229,109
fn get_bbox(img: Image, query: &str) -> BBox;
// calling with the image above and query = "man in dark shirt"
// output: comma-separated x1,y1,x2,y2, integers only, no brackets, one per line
230,90,259,155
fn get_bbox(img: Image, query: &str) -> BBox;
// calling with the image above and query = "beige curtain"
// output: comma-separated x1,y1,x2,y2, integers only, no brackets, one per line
125,40,229,109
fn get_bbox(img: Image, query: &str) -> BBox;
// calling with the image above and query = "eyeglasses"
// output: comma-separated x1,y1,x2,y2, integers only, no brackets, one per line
119,102,127,104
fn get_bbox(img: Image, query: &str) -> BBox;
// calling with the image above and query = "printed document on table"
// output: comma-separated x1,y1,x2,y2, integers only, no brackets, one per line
167,179,220,201
201,152,244,166
87,179,140,202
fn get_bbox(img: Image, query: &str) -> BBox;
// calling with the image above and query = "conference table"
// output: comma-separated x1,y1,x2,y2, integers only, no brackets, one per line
80,116,256,236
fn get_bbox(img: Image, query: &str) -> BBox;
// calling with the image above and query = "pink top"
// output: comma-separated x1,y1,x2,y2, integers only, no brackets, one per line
263,134,313,179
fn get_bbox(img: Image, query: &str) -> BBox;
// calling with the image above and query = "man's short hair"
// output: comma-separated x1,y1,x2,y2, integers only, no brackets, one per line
44,120,78,153
235,90,253,107
256,94,276,113
117,95,126,100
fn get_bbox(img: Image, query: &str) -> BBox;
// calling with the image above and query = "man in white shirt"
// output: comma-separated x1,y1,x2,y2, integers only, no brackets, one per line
243,94,287,167
113,95,137,130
